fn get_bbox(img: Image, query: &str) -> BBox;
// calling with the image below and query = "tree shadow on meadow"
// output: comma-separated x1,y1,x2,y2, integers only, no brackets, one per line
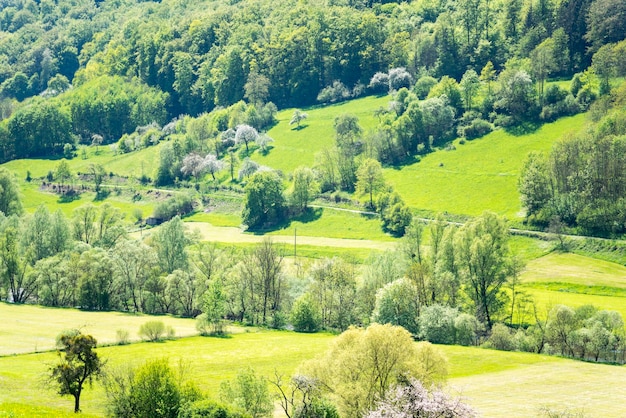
504,121,541,136
246,207,323,235
290,124,309,131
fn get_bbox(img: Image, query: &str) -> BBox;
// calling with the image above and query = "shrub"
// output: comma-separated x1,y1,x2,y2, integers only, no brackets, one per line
454,313,482,346
388,67,413,91
291,295,321,333
153,193,195,221
179,400,250,418
104,359,200,418
418,304,458,345
295,399,339,418
368,72,389,94
462,118,493,139
116,329,130,345
486,323,515,351
139,320,167,342
544,84,568,105
317,81,351,104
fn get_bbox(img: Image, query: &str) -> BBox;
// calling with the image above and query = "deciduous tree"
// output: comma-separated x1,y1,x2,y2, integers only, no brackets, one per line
50,330,103,413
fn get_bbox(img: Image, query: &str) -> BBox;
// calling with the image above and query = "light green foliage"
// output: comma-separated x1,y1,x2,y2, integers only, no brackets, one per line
220,368,273,418
371,278,420,335
428,76,462,111
290,166,319,212
358,250,407,323
308,257,357,331
304,323,448,417
139,321,171,342
77,247,116,311
356,158,385,209
0,167,22,216
104,358,198,418
151,216,190,274
112,239,158,313
237,238,284,326
55,159,72,187
180,399,250,418
291,294,322,333
518,151,551,219
242,171,285,229
455,212,514,328
460,69,481,110
197,279,228,335
418,304,459,345
166,269,205,317
0,215,34,303
290,110,308,128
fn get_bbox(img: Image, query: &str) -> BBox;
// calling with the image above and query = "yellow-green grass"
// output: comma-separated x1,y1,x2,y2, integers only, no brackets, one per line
384,113,587,219
3,332,626,417
0,302,200,356
149,221,395,251
509,235,554,262
523,287,626,319
446,346,626,417
2,143,163,181
522,252,626,289
254,95,391,173
209,242,381,264
0,331,335,416
186,211,242,227
520,252,626,317
188,207,396,241
21,183,156,218
265,208,396,241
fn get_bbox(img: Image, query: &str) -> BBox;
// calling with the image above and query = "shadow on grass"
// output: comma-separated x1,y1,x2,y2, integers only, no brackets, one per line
246,207,323,235
93,189,110,201
57,193,81,204
291,124,309,131
504,121,541,136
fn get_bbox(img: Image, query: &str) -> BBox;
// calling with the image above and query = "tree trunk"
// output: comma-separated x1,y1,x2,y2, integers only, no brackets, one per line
74,391,81,413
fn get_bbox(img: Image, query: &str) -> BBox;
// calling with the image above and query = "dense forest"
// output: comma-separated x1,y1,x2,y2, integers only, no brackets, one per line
0,0,625,162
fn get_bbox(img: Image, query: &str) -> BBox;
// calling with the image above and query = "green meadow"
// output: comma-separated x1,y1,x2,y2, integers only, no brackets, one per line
2,318,626,417
520,252,626,318
254,95,391,173
384,114,587,219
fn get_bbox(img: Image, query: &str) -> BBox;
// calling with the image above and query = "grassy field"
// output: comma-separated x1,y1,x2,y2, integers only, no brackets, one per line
384,114,587,219
254,95,391,173
520,252,626,318
447,346,626,417
2,143,163,181
0,302,201,356
2,324,626,417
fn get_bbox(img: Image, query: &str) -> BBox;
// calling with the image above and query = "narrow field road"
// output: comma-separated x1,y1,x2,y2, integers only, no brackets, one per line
138,221,396,251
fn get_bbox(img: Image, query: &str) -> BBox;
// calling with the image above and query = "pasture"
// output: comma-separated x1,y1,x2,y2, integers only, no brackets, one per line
254,95,391,173
0,303,201,356
384,114,587,219
520,252,626,319
2,323,626,417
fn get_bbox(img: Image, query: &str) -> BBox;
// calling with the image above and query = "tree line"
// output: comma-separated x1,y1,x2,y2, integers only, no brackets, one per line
519,72,626,236
0,0,625,163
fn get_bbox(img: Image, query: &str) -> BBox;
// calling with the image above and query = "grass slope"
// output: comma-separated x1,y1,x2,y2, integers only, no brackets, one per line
385,114,587,219
0,302,199,356
0,331,335,417
2,328,626,417
520,252,626,318
254,95,391,173
446,346,626,417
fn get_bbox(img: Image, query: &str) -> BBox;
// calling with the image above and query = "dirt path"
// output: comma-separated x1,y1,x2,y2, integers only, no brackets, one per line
184,222,395,250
